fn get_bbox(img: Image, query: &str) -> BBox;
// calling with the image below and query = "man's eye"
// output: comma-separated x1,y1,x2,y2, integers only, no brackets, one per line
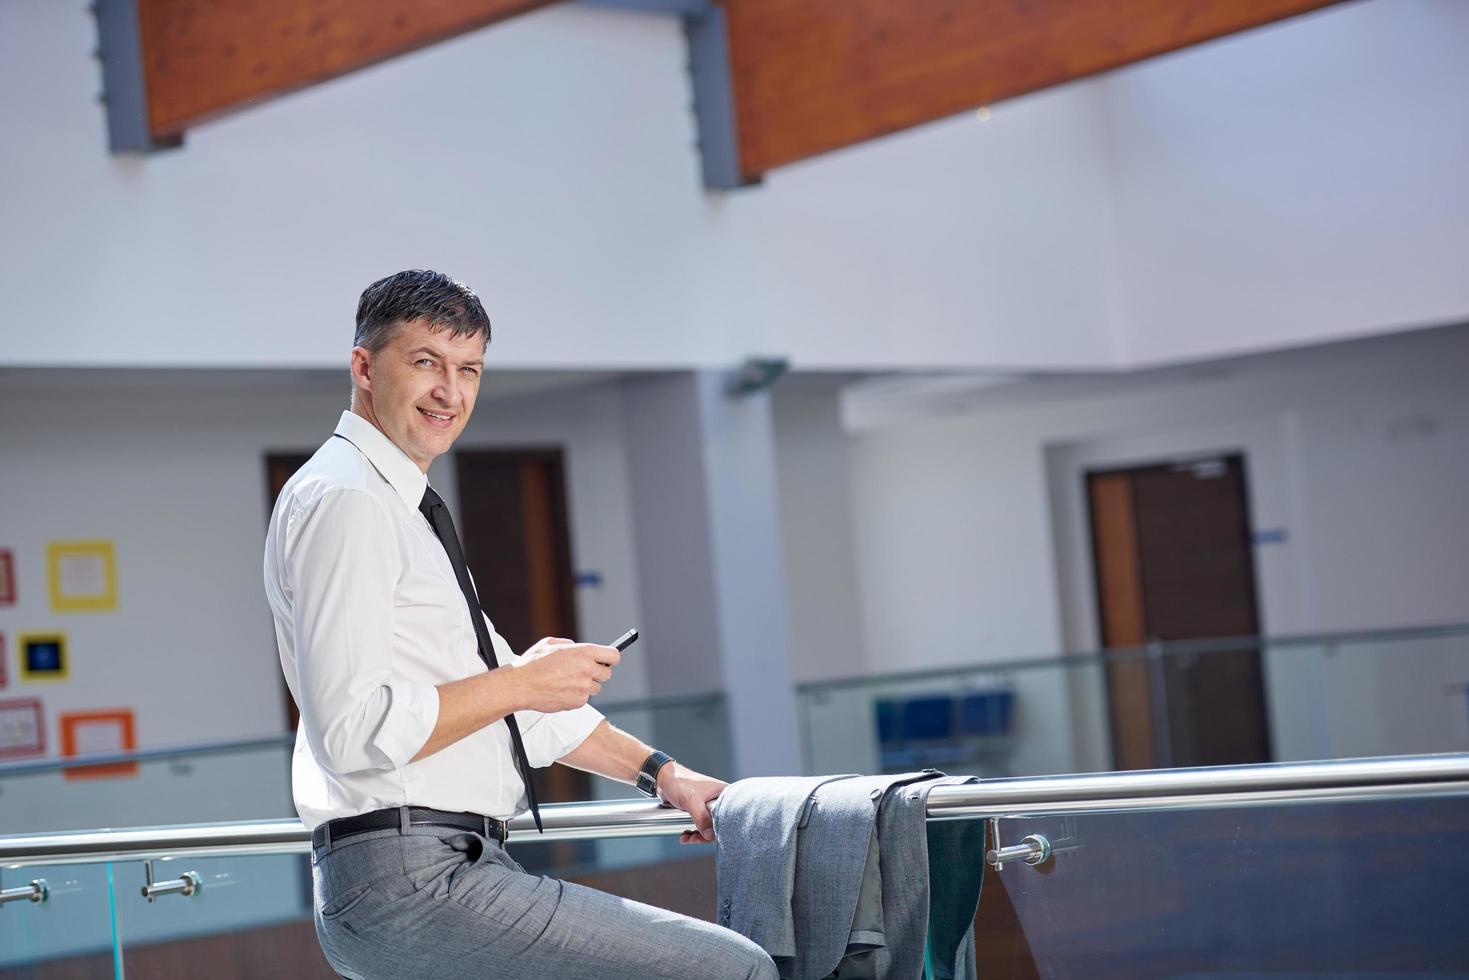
461,366,479,376
416,358,434,368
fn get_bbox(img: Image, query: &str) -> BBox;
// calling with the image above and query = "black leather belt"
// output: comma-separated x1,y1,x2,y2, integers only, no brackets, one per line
312,806,509,850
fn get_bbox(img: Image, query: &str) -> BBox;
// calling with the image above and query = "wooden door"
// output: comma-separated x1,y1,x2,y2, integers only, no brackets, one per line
456,448,592,868
1087,454,1272,769
454,450,579,658
265,452,313,732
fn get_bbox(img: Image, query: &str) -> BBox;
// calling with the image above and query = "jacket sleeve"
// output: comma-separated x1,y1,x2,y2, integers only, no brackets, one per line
286,489,440,775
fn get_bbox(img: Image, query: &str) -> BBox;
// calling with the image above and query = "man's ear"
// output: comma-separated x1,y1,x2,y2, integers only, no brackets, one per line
349,346,372,391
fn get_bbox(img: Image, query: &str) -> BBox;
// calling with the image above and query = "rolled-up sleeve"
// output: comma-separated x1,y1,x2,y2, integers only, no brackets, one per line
490,627,604,768
286,489,439,775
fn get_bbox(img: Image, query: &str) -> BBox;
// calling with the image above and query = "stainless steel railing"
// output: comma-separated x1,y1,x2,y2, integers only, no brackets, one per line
923,751,1469,818
3,753,1466,868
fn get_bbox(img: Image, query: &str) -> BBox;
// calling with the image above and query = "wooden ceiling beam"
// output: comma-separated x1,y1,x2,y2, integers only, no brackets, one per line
104,0,558,147
721,0,1349,180
94,0,1352,188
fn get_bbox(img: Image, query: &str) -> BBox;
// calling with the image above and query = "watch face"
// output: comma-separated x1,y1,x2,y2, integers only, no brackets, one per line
638,751,671,797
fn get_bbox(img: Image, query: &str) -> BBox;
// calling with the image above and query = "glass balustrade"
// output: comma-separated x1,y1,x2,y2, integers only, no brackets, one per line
1269,628,1469,762
109,852,315,979
0,693,732,978
0,816,714,978
0,694,731,840
585,694,732,871
0,861,119,976
0,844,720,979
972,790,1469,977
0,737,296,836
799,624,1469,779
1,755,1466,979
800,653,1110,780
591,693,732,798
4,628,1468,977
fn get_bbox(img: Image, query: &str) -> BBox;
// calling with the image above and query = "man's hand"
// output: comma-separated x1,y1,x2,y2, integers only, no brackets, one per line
511,637,619,713
656,762,727,844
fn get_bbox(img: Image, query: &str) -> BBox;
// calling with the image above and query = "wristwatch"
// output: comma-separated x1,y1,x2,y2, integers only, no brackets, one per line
636,750,675,798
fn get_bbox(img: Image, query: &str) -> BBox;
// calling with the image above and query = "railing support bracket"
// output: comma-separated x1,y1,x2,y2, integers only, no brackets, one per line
0,869,48,907
141,860,201,902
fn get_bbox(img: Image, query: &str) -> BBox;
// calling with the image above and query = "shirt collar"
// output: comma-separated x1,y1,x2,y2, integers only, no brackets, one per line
333,411,429,513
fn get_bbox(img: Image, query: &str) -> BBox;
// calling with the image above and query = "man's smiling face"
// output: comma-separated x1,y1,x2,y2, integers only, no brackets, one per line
351,318,485,472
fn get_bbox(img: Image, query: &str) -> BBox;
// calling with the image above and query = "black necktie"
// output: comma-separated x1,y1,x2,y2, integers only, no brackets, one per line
418,486,542,833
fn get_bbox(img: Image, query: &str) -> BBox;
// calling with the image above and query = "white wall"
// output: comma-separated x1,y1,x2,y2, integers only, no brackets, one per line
849,404,1065,672
6,1,1463,374
1100,0,1469,366
848,326,1469,672
0,373,651,764
0,363,866,772
0,381,324,750
839,324,1469,765
771,380,870,682
722,82,1125,372
2,326,1465,778
2,0,1468,785
0,1,1121,373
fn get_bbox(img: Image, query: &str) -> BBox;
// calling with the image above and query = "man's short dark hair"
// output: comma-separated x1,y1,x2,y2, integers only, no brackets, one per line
354,270,491,353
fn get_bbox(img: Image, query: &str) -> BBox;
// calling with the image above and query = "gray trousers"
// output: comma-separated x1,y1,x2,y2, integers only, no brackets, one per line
313,824,778,980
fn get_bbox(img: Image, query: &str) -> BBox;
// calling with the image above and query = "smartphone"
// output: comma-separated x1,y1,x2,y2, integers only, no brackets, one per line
609,628,639,652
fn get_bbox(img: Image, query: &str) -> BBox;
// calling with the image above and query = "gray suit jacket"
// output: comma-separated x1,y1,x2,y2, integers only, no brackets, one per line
712,774,860,965
793,771,946,978
714,771,982,980
870,774,983,980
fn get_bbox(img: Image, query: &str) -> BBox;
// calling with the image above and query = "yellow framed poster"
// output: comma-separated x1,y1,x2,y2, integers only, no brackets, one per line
47,540,117,612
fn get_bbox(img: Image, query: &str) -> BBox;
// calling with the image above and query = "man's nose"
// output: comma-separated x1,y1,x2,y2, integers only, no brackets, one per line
433,370,462,407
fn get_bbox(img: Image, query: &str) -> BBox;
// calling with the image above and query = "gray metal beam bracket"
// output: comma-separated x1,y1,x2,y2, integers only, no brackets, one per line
92,0,183,154
584,0,757,190
683,3,754,190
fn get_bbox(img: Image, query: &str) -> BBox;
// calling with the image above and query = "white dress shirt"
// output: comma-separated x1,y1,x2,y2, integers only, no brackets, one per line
263,411,603,829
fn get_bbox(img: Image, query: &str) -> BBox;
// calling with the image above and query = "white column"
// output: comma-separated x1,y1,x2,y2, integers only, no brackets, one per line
621,371,802,778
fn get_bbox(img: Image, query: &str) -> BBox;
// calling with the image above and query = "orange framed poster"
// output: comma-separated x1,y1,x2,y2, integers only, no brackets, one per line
60,708,138,779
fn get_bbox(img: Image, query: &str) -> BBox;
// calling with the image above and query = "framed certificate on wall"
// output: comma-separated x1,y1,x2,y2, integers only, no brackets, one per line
0,549,14,606
0,698,45,759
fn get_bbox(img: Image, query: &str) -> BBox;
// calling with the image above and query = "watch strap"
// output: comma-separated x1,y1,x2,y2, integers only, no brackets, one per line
636,750,675,798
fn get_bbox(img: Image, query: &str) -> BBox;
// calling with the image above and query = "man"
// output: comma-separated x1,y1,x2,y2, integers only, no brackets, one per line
264,270,776,980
